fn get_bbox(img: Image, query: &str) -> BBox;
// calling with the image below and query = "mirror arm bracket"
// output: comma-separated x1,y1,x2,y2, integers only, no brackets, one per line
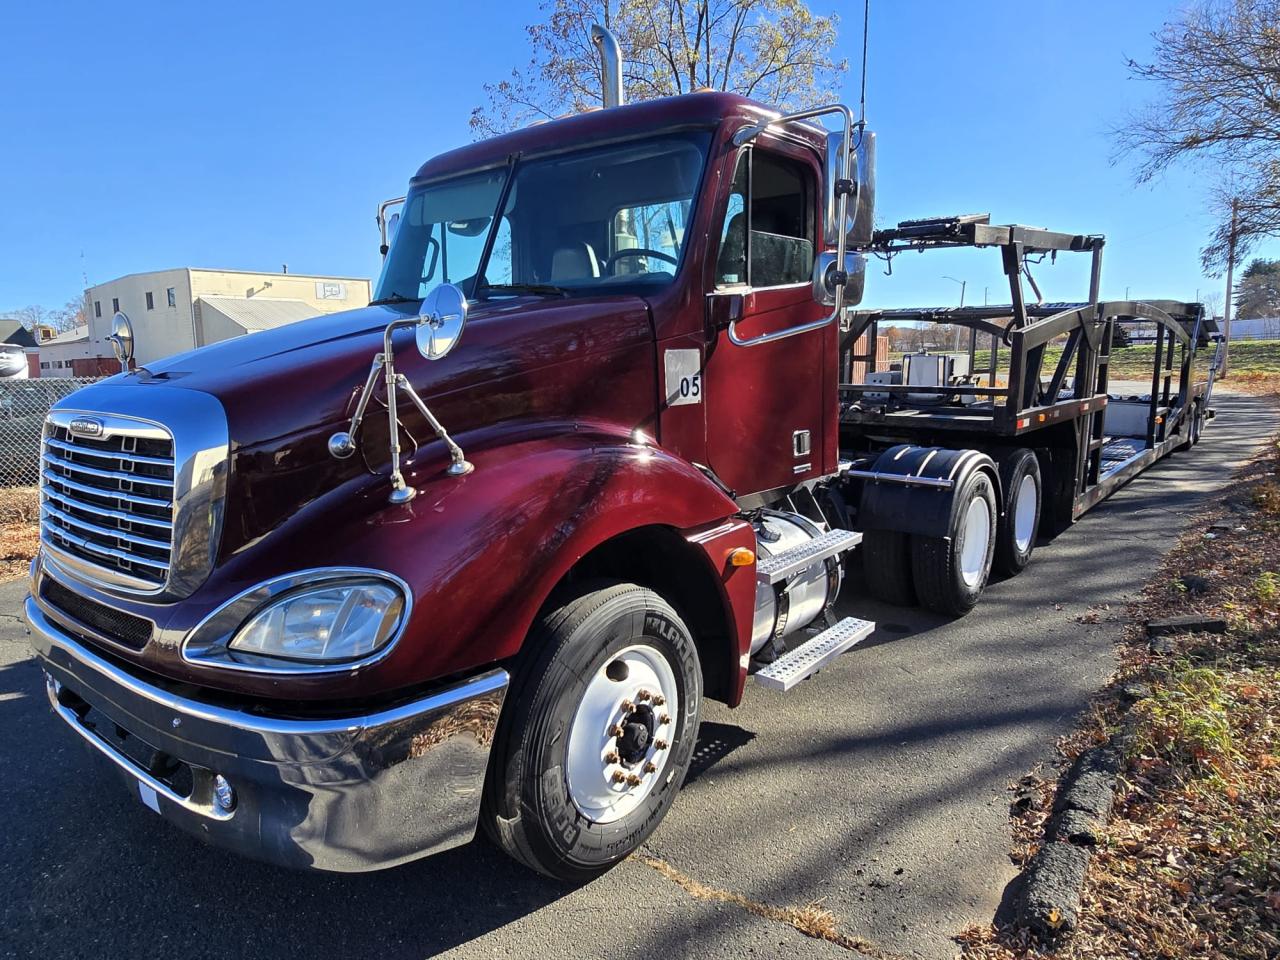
328,315,474,498
729,102,855,348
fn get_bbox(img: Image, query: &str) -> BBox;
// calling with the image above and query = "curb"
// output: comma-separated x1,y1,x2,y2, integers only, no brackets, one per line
1012,723,1134,939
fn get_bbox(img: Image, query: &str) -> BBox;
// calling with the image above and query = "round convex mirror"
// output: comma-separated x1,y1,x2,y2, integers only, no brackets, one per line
416,283,468,360
109,311,135,366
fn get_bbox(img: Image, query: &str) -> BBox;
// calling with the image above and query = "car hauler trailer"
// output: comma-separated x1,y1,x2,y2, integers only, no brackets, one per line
25,27,1216,882
835,214,1219,612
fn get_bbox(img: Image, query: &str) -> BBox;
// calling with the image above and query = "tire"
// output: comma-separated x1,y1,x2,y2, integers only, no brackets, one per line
1178,403,1202,451
993,449,1041,577
481,581,702,882
860,529,916,606
911,469,997,616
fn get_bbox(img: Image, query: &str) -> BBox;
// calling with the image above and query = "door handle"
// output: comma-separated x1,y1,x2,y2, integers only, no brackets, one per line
728,313,835,348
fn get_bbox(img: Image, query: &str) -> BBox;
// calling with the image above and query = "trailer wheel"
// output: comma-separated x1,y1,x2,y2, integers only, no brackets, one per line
860,529,916,606
481,581,702,883
993,449,1041,577
1178,403,1204,451
911,470,997,616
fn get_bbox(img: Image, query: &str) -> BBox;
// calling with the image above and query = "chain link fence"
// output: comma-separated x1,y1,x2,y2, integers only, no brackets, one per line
1,378,101,488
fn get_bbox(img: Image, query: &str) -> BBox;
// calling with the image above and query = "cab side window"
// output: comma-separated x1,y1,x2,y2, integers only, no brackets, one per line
715,149,814,289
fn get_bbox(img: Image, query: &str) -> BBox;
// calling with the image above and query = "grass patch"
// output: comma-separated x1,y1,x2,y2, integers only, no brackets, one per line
638,853,898,957
0,486,38,583
959,433,1280,960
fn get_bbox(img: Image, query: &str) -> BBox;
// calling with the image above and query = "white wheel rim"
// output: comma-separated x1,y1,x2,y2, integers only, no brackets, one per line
959,495,992,588
1013,474,1038,553
564,643,679,824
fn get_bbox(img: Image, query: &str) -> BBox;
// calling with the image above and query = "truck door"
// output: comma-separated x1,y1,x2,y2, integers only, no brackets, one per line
702,143,832,498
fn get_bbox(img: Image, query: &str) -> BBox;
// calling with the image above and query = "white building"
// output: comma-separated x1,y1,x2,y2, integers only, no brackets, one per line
36,327,101,376
72,267,371,369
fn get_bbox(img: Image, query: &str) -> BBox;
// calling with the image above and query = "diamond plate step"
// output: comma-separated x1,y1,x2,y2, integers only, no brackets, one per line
756,529,861,584
752,617,875,692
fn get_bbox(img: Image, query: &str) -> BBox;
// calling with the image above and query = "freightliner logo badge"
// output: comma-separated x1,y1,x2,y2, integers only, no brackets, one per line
68,417,104,438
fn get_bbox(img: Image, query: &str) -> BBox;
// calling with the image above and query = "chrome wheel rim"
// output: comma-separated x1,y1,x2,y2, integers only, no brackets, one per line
1013,474,1038,553
564,643,678,824
959,495,992,588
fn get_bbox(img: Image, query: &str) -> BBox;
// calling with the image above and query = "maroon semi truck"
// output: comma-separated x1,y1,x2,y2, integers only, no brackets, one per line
26,28,1216,881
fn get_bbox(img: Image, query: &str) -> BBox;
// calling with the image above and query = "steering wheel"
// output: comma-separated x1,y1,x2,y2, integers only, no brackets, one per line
604,248,678,275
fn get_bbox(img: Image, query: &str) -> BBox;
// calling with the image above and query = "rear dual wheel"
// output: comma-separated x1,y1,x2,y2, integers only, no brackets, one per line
911,470,998,616
993,449,1041,577
481,582,702,883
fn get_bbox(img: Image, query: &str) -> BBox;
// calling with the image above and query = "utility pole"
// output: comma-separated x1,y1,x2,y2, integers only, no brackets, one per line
1221,198,1239,380
943,276,966,350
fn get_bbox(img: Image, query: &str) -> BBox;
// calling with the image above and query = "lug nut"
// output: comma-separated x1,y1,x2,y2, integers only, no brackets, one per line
643,761,657,773
659,714,671,725
636,690,651,702
604,751,620,764
609,725,624,737
625,773,642,786
620,699,634,711
654,739,669,751
652,695,666,706
612,770,627,783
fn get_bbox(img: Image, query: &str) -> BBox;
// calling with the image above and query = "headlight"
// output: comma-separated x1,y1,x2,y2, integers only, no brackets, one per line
229,580,405,664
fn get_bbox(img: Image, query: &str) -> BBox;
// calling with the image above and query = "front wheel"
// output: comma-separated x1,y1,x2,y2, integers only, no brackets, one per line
481,582,702,882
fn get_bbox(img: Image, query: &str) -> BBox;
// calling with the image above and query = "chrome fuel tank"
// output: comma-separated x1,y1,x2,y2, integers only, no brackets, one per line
750,511,842,655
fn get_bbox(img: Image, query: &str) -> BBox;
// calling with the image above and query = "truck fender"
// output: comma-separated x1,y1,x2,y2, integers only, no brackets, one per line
342,431,752,697
855,445,1000,540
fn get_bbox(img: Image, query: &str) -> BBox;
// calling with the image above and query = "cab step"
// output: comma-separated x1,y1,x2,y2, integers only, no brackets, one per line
756,529,862,584
752,616,875,692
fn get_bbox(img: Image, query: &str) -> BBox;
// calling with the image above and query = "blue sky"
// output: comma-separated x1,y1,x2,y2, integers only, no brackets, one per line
2,1,1270,315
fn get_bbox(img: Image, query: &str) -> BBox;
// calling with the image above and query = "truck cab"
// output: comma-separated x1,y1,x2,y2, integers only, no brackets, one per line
27,48,878,881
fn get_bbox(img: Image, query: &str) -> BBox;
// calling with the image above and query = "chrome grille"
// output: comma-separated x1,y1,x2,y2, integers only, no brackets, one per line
40,418,175,588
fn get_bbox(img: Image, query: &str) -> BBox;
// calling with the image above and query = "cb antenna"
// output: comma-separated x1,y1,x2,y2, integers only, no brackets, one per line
858,0,870,129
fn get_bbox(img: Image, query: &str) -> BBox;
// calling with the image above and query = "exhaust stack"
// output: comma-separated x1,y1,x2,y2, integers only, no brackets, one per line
591,24,623,108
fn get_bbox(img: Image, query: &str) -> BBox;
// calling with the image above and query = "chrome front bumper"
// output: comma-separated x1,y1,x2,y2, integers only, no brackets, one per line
26,596,509,872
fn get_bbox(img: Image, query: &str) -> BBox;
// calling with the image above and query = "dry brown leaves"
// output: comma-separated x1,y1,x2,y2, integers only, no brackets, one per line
958,436,1280,960
0,486,38,582
1219,372,1280,398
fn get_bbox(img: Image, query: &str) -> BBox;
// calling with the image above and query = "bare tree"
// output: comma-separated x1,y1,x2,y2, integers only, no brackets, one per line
54,296,90,332
10,305,54,332
471,0,846,136
7,298,88,335
1116,0,1280,271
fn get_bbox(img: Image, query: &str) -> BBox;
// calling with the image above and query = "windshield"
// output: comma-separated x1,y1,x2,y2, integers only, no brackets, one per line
375,132,711,302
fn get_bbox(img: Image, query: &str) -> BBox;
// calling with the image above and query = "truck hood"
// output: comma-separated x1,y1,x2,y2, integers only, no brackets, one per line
127,294,657,559
138,295,650,449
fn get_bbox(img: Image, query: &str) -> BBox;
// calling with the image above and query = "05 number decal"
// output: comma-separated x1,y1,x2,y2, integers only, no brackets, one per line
664,349,703,407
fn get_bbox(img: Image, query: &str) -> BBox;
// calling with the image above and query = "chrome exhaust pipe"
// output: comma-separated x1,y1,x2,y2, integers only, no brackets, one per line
591,24,623,108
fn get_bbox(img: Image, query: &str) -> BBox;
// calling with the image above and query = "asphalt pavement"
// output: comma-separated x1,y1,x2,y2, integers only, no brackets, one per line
2,391,1275,960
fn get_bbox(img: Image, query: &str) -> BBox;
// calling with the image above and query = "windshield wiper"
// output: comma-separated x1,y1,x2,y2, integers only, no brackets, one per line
370,292,421,306
479,282,572,299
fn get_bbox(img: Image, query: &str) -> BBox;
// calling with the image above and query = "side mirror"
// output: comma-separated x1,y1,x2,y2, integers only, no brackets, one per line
415,283,468,360
812,252,867,308
824,129,877,247
107,311,134,370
